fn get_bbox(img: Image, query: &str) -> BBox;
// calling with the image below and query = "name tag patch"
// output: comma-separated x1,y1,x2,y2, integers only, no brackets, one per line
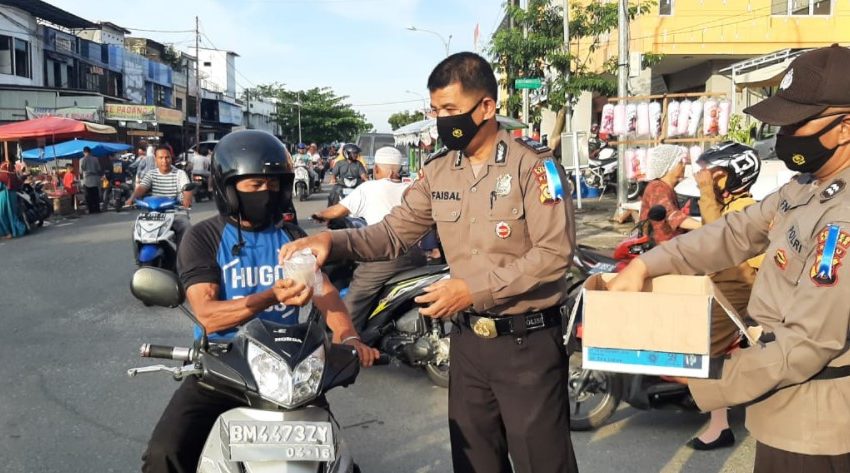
431,191,462,201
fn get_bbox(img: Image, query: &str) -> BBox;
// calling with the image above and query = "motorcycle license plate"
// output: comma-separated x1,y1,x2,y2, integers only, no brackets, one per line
228,420,335,462
140,213,165,221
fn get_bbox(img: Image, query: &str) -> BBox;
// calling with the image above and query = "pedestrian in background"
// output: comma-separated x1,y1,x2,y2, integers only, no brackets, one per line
609,45,850,472
80,146,102,214
280,52,579,473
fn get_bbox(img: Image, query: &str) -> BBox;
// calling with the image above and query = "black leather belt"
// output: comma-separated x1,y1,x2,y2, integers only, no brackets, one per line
811,365,850,381
460,306,562,339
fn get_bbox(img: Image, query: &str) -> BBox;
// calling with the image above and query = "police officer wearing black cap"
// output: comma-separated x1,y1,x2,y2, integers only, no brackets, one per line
610,44,850,472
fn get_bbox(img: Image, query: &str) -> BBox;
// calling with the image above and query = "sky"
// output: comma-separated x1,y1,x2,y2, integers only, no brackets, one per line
49,0,506,133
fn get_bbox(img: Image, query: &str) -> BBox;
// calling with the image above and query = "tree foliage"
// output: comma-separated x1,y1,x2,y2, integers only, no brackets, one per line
245,83,372,144
489,0,654,122
387,110,426,131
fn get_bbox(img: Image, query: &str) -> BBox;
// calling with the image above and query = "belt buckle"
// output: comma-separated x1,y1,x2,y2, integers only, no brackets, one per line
472,317,498,339
526,313,545,330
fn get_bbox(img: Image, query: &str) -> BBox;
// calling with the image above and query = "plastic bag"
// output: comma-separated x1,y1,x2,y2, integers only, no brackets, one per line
667,101,680,138
687,100,703,137
649,102,662,138
718,100,731,135
601,103,615,135
677,100,692,137
626,103,638,135
636,102,650,136
704,99,719,136
613,103,627,136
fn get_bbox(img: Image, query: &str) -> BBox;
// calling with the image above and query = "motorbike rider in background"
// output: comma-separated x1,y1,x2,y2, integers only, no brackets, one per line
126,146,193,245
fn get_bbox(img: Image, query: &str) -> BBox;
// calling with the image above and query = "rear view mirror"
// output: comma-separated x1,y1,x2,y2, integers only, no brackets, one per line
131,267,185,307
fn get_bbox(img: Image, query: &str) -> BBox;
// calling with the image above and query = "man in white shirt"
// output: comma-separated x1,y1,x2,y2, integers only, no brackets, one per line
189,145,211,178
312,146,425,329
127,145,193,245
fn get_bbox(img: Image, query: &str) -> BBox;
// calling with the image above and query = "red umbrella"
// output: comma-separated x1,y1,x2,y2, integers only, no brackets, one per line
0,116,116,141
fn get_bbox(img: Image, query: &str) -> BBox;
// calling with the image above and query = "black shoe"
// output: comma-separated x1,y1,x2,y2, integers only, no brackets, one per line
687,429,735,451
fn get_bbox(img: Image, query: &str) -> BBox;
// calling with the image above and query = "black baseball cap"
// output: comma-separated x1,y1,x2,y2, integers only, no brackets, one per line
744,44,850,126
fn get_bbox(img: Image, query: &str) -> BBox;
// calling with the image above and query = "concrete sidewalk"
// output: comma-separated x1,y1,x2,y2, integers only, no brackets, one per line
573,193,635,249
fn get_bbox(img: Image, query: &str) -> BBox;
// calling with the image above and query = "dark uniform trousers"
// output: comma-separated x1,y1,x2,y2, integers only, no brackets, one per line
345,248,426,331
142,376,244,473
449,323,578,473
84,185,100,214
754,442,850,473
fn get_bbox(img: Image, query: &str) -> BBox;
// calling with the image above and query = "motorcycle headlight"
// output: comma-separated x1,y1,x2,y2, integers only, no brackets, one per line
247,341,325,408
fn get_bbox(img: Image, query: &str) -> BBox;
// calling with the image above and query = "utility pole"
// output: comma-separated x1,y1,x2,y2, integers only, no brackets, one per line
194,16,201,148
521,0,530,137
563,0,571,133
616,0,629,211
296,92,302,144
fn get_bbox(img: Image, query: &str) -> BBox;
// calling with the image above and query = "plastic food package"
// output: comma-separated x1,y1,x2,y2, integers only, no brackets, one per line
687,100,703,137
649,102,662,138
704,99,720,136
601,103,615,135
626,103,638,134
667,101,680,137
613,103,627,136
636,102,650,136
677,100,692,137
634,147,648,181
284,249,325,295
625,148,636,180
718,100,731,135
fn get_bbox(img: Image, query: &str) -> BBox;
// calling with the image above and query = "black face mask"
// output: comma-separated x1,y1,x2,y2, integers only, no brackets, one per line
236,190,281,229
437,98,488,151
776,115,845,174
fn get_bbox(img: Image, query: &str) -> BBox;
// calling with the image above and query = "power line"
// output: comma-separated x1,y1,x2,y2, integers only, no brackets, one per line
352,99,422,107
122,27,195,33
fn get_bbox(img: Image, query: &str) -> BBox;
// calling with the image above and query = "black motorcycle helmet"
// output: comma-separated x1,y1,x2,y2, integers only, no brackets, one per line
696,141,761,195
342,143,361,161
212,130,294,220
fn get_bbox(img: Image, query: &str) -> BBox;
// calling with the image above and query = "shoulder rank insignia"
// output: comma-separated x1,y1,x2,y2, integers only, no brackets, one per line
810,224,850,287
531,159,564,205
820,179,846,202
423,147,450,166
515,136,551,154
495,140,508,164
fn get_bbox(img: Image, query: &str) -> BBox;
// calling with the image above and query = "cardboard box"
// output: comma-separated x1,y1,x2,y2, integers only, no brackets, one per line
580,273,752,378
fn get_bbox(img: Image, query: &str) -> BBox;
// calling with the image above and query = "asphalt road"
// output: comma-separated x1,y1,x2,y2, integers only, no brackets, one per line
0,187,756,473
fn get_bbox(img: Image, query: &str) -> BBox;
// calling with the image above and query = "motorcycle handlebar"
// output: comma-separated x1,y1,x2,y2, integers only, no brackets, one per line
373,354,391,366
140,344,196,362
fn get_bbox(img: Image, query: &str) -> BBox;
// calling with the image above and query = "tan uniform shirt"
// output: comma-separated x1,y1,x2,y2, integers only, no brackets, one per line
329,128,576,314
642,167,850,455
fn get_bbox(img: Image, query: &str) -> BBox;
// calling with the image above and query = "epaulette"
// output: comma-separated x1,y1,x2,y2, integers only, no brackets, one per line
423,147,450,166
515,136,550,155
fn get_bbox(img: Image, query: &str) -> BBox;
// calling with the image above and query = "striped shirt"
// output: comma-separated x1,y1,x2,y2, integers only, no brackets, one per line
141,168,190,200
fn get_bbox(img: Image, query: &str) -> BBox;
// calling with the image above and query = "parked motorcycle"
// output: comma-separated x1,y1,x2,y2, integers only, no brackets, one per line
294,164,312,202
16,181,52,229
580,143,645,201
192,174,212,202
322,217,452,387
104,178,132,212
564,206,702,431
127,267,370,473
132,195,190,271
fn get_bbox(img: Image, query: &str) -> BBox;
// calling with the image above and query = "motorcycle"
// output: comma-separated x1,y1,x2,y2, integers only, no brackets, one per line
294,164,312,202
104,178,132,212
192,174,212,202
16,181,52,229
127,266,372,473
581,143,645,201
132,190,193,272
322,217,453,388
565,206,703,431
327,177,360,207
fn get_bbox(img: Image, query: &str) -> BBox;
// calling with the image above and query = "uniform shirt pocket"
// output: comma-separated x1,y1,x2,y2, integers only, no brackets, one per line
488,193,525,221
432,202,461,222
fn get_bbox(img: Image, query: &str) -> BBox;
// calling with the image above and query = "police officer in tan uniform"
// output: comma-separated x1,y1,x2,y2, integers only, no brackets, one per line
281,52,578,472
609,45,850,472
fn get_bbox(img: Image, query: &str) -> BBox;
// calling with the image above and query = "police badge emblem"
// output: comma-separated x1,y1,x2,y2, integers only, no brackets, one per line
494,174,512,196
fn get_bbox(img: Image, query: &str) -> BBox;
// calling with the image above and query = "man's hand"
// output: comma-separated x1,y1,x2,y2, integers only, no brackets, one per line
272,279,312,306
605,258,650,292
311,213,326,223
415,278,473,319
694,168,714,189
344,339,380,367
279,232,333,267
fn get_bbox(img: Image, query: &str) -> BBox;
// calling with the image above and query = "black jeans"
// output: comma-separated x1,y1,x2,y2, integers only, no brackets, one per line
449,323,578,473
84,186,100,214
142,377,244,473
754,442,850,473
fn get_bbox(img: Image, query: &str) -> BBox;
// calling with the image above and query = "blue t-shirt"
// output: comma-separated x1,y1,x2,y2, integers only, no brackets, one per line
177,215,303,341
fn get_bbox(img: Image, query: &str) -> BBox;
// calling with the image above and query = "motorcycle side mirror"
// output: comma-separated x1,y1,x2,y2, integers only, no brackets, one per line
647,205,667,222
130,267,185,308
182,182,198,192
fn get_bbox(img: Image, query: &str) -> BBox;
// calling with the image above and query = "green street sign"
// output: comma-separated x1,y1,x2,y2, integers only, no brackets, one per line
515,78,543,89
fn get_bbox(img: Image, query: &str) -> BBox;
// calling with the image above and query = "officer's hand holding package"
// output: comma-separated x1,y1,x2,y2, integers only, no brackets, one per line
607,45,850,462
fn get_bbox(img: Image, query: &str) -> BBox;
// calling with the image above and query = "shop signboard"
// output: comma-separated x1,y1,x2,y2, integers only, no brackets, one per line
26,107,99,122
155,107,184,126
105,104,156,122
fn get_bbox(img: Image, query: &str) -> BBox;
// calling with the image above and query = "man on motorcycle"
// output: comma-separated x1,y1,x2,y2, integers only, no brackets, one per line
312,146,426,330
127,145,193,245
189,145,211,179
293,142,319,188
141,130,378,473
331,143,368,185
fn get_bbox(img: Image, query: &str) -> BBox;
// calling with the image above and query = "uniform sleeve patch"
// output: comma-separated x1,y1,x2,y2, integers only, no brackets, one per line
810,225,850,287
531,159,564,205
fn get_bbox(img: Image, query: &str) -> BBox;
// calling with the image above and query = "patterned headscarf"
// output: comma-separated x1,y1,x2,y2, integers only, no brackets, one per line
647,144,683,180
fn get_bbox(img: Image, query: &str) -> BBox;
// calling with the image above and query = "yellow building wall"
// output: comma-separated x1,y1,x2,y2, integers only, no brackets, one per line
576,0,849,67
